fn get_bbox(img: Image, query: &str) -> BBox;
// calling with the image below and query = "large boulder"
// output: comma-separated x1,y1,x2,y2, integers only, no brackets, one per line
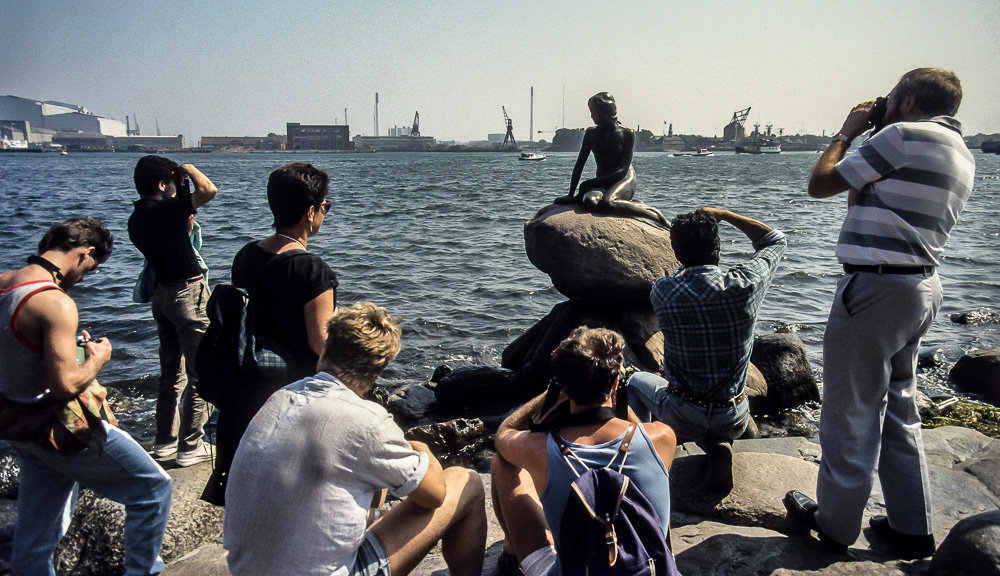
950,347,1000,405
928,510,1000,576
502,299,662,394
749,333,819,415
523,204,677,303
669,451,819,531
433,366,526,416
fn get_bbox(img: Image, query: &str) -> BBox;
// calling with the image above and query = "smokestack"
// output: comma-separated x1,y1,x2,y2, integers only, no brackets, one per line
530,87,534,143
374,93,380,136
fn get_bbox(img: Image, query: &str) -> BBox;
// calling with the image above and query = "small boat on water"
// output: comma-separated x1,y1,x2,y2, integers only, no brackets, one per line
519,150,546,161
692,149,714,157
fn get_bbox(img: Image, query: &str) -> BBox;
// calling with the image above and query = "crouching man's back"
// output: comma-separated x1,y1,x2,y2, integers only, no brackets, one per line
224,303,486,576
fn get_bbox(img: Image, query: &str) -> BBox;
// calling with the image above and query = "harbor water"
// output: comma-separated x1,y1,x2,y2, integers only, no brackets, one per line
1,150,998,440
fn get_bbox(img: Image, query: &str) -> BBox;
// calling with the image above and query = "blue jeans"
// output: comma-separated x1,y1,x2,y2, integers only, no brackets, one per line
12,422,172,576
627,372,749,452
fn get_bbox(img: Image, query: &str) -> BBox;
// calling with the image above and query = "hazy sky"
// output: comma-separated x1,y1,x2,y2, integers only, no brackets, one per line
3,1,998,144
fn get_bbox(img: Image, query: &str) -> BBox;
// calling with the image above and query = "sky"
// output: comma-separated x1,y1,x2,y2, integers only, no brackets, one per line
3,1,999,145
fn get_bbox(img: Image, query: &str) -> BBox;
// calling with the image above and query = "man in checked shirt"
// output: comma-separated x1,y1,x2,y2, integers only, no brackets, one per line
628,207,786,492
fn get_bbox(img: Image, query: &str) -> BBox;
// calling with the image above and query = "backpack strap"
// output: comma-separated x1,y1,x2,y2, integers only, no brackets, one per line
608,422,639,472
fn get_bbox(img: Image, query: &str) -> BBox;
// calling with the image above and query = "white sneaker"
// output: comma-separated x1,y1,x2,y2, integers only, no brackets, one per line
176,443,214,467
153,441,178,459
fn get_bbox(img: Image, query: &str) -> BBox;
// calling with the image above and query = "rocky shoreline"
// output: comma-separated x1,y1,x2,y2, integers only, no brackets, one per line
2,424,992,575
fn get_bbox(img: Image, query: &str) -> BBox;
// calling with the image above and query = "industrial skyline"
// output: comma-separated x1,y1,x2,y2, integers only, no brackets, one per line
3,1,998,145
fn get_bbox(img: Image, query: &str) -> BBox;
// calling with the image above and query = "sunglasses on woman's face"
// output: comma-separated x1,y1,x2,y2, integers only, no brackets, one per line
319,201,332,214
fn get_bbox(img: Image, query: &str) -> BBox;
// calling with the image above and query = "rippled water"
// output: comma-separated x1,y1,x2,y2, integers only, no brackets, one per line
1,151,998,439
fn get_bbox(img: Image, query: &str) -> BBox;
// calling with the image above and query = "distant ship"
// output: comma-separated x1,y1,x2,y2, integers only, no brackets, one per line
982,141,1000,154
735,123,781,154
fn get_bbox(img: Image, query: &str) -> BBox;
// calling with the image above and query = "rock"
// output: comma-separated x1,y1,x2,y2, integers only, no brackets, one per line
433,366,526,416
0,443,18,500
928,510,1000,576
502,299,662,394
669,451,820,531
0,459,223,575
430,365,451,383
749,333,820,415
919,347,948,369
523,204,677,303
405,419,487,469
950,347,1000,404
162,544,231,576
744,363,769,419
388,384,437,420
950,308,1000,325
917,390,942,422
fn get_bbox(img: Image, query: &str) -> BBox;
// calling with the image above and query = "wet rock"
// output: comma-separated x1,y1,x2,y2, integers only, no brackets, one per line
749,333,820,415
950,347,1000,404
928,510,1000,576
919,347,948,370
433,366,526,416
430,365,451,384
388,384,437,420
950,308,1000,325
502,299,662,394
523,204,677,303
405,418,486,468
0,443,19,499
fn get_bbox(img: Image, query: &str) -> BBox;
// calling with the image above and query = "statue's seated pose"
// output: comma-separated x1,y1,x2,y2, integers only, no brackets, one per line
555,92,669,227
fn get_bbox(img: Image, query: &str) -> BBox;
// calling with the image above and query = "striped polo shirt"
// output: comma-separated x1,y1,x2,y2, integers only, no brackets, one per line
835,116,975,267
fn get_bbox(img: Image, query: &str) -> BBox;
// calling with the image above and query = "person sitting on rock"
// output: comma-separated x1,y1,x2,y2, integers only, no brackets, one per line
554,92,669,227
223,302,487,576
492,326,677,576
628,207,786,492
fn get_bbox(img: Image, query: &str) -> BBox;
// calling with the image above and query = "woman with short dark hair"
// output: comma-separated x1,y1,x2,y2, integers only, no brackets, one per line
202,162,338,506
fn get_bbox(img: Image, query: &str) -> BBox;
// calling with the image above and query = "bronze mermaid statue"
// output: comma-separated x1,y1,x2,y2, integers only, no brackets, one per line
554,92,668,227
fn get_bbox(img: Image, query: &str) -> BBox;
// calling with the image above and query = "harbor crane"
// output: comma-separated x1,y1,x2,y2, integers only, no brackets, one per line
502,106,517,149
411,112,420,137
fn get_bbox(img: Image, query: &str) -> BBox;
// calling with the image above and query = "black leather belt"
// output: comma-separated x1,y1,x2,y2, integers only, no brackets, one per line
668,387,747,410
843,264,934,275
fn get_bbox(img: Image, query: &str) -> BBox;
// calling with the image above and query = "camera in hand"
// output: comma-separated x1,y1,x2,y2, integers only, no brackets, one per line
529,377,631,432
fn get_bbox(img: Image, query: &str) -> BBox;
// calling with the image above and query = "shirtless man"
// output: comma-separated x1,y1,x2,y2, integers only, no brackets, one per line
0,218,171,575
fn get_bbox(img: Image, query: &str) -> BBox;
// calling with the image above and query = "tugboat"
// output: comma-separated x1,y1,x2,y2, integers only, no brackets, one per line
735,123,781,154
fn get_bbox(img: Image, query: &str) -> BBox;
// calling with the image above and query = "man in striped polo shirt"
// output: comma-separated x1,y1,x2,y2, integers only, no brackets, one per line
785,68,975,558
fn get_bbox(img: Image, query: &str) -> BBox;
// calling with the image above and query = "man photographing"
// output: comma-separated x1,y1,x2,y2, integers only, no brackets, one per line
129,155,216,466
0,218,172,575
785,68,975,558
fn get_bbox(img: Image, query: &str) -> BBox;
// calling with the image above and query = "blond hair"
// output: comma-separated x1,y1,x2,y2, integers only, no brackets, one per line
319,302,402,390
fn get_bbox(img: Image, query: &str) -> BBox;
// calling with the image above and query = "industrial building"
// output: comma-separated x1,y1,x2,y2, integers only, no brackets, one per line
200,135,286,150
1,95,184,151
1,95,127,137
286,123,352,151
352,134,435,151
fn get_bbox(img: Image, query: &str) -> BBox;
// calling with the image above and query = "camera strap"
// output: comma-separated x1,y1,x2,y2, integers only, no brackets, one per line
560,407,617,426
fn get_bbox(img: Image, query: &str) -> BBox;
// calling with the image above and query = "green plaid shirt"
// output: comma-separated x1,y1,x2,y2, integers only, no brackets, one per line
650,229,786,402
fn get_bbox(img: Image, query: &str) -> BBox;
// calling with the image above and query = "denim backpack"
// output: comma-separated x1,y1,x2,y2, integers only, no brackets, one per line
552,423,680,576
194,251,305,408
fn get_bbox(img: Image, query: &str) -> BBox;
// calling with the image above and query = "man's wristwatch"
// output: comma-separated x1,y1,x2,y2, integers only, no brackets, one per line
832,133,852,143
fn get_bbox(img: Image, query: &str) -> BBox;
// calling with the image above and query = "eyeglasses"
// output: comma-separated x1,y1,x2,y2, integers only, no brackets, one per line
319,201,332,214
